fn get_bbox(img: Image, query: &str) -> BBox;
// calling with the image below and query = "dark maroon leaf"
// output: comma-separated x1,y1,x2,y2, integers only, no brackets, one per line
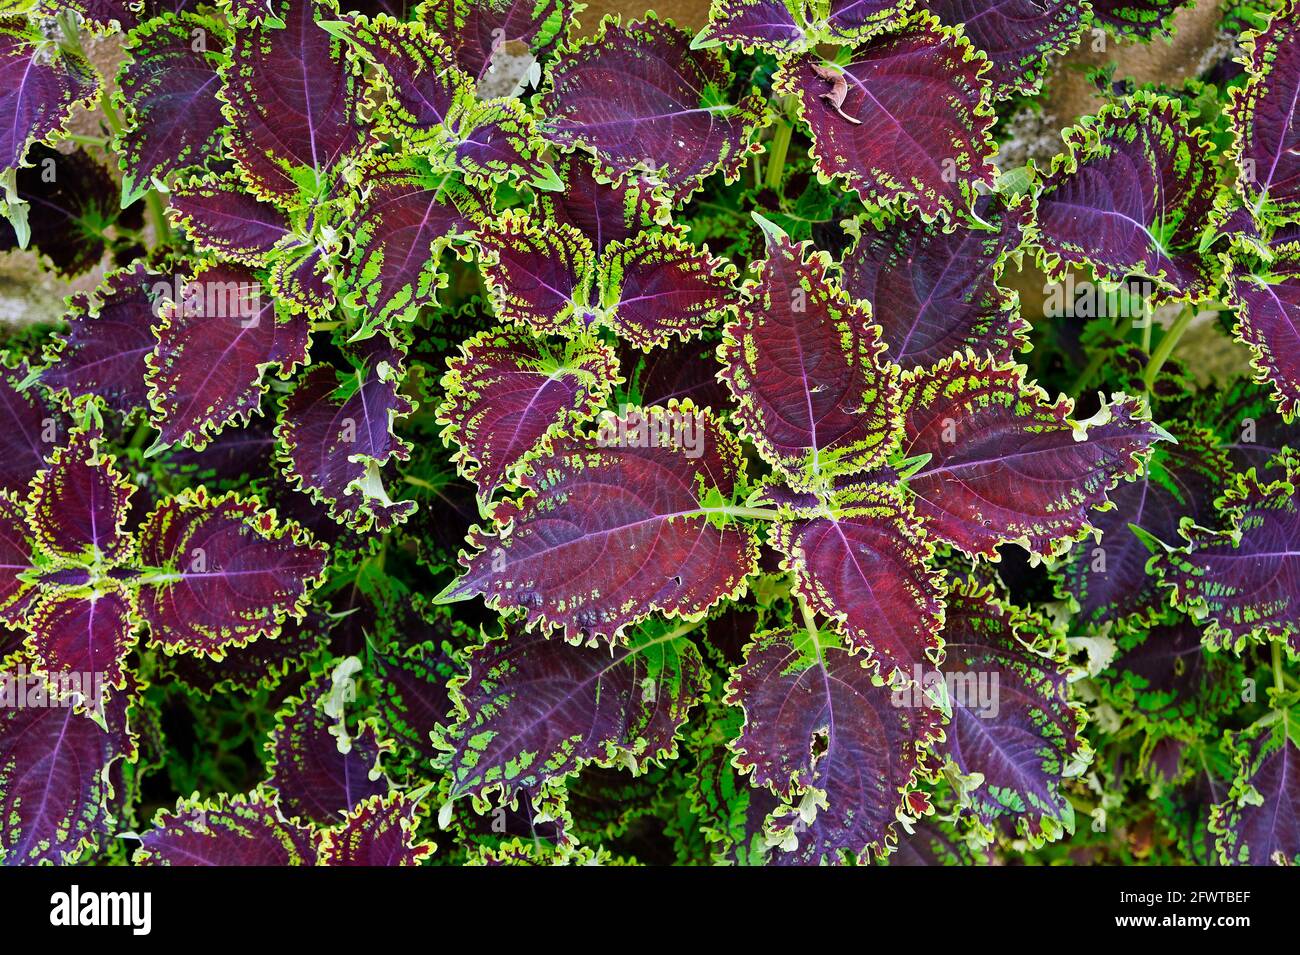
539,16,766,199
147,264,310,451
726,625,943,864
41,265,170,415
221,0,364,202
0,18,99,172
319,791,434,865
266,667,390,824
441,618,707,804
134,789,317,865
719,220,900,485
901,356,1167,558
438,404,759,644
840,194,1031,369
924,0,1086,98
136,486,328,657
0,678,135,864
438,327,618,501
938,579,1087,845
277,336,417,531
0,363,67,496
167,173,293,264
775,20,996,219
115,13,230,206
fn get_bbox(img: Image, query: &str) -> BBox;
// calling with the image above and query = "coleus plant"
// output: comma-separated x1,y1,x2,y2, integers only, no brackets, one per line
0,0,1298,869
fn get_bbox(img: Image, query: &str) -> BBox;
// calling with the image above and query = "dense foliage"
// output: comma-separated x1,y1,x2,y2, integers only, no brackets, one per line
0,0,1298,866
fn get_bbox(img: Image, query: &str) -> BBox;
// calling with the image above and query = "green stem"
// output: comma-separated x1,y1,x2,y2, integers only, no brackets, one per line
765,119,793,192
1143,306,1196,391
126,416,152,452
698,505,782,522
797,595,829,665
65,133,107,148
402,473,440,492
144,190,173,247
1273,640,1285,698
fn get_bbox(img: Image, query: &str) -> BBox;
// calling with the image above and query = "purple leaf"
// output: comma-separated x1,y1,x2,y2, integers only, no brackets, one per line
115,13,230,206
266,667,390,824
924,0,1086,98
0,496,38,627
438,403,759,643
319,791,434,865
373,640,459,760
135,789,317,865
1056,423,1225,629
1213,720,1300,865
718,222,901,485
147,264,310,451
333,13,467,140
938,578,1087,845
599,229,738,348
902,356,1167,559
442,618,707,804
0,363,68,497
1154,452,1300,656
444,96,555,189
538,154,667,254
1229,4,1300,223
0,18,99,171
1090,0,1190,38
692,0,806,54
1228,246,1300,420
0,683,135,864
726,625,943,864
422,0,571,84
766,479,944,682
30,429,134,565
168,173,293,264
1036,94,1220,300
438,327,619,502
476,211,594,332
775,19,996,219
41,265,171,415
825,0,911,41
268,241,337,317
136,486,328,657
277,336,417,531
539,16,766,200
342,156,485,325
840,194,1031,369
27,591,135,695
220,0,364,202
